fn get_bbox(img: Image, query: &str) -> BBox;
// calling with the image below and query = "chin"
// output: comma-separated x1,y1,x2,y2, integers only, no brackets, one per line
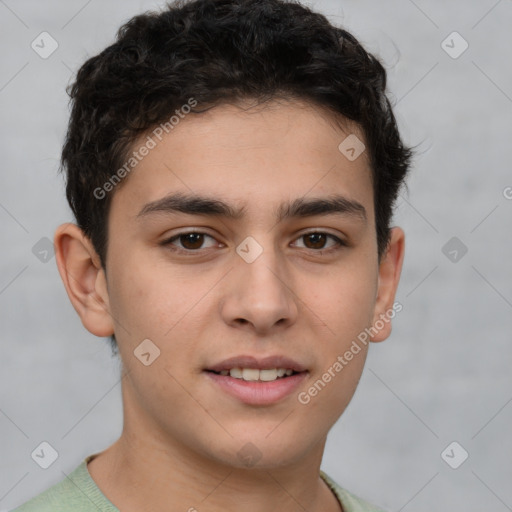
200,429,319,471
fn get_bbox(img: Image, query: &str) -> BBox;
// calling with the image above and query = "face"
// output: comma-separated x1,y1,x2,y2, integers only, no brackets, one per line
65,99,403,469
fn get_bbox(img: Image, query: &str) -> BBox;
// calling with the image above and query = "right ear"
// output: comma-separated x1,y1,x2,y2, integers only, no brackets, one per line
54,223,115,337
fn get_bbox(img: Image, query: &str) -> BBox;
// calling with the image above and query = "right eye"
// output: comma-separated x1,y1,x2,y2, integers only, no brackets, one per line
161,231,221,254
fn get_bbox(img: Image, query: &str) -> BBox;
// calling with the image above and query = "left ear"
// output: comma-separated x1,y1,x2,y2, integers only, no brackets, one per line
370,227,405,342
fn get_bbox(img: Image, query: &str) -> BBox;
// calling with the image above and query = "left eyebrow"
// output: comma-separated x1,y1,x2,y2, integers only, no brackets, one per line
136,192,367,223
276,195,367,223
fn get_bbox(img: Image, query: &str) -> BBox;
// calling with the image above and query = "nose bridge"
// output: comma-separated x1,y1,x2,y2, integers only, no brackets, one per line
236,234,287,301
221,234,298,332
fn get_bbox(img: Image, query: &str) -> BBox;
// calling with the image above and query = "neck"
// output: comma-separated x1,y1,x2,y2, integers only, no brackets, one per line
88,425,341,512
86,373,342,512
88,435,341,512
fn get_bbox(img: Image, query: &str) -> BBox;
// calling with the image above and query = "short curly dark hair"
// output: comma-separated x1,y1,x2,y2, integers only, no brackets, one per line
61,0,412,354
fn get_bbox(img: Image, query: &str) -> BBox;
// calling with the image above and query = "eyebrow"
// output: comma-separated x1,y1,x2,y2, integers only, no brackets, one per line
136,192,367,223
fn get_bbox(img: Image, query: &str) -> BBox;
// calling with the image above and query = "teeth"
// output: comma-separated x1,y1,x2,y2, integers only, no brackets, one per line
223,368,295,382
242,368,260,381
259,369,278,381
230,368,243,379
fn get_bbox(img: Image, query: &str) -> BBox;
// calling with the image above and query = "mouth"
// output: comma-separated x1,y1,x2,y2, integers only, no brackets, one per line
204,355,308,405
207,367,299,382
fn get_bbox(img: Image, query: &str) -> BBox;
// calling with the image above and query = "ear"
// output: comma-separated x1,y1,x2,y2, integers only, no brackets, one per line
370,227,405,342
54,223,114,337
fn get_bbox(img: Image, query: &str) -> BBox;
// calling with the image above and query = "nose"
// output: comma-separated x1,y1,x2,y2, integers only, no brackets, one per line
219,240,299,335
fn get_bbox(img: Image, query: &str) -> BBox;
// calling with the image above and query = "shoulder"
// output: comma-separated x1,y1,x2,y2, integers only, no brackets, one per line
10,458,118,512
320,470,387,512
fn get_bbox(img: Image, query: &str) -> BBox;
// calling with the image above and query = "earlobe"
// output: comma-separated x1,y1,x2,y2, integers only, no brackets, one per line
54,223,115,337
370,227,405,343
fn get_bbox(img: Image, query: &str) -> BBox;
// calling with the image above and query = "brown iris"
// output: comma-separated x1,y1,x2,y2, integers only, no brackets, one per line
302,233,328,249
179,233,205,250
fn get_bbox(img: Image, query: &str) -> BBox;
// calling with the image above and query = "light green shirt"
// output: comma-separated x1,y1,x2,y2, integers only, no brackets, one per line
11,454,386,511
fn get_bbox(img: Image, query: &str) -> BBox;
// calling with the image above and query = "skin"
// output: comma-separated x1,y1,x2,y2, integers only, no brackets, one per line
54,99,404,512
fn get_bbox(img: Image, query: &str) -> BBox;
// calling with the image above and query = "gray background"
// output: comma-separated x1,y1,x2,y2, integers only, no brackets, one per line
1,1,511,511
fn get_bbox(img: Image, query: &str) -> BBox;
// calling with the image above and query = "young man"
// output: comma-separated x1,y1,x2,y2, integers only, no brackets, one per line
13,0,411,510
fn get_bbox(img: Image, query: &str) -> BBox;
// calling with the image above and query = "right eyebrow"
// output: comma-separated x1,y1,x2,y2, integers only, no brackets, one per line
137,193,246,220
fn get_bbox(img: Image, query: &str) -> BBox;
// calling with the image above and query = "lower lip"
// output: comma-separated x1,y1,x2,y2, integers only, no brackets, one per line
205,372,308,405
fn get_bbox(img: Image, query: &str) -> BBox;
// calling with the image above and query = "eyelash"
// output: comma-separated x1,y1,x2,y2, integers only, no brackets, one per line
160,230,347,255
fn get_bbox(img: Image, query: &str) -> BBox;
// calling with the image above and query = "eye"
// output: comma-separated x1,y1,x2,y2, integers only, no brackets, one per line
292,231,346,252
162,232,220,252
161,230,346,255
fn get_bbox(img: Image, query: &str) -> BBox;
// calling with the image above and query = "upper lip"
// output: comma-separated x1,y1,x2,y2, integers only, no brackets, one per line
206,355,307,373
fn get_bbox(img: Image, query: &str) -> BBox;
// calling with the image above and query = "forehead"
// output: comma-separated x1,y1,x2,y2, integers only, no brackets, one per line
110,99,374,222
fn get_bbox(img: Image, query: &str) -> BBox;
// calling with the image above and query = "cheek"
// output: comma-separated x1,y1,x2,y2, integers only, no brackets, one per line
296,262,376,423
307,262,378,339
107,261,215,388
107,259,202,338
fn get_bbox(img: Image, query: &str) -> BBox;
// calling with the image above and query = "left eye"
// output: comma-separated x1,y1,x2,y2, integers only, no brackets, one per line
292,232,344,251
